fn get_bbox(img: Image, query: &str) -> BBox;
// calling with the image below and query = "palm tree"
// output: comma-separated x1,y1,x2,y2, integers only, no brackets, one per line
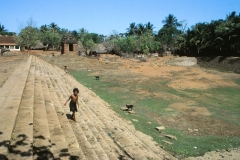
145,22,154,32
0,23,7,33
49,22,60,32
162,14,182,27
127,23,137,36
137,23,146,35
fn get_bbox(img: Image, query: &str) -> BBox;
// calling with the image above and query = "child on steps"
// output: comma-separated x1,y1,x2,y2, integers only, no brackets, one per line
64,88,79,121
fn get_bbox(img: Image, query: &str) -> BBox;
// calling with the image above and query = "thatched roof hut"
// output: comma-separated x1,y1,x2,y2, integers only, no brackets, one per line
77,41,85,53
91,43,108,54
30,41,47,50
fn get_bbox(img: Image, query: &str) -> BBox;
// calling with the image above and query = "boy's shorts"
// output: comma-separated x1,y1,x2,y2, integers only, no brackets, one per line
69,101,78,112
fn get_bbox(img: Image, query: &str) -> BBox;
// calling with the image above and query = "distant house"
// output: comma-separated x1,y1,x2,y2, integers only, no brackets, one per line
62,32,78,53
0,35,20,51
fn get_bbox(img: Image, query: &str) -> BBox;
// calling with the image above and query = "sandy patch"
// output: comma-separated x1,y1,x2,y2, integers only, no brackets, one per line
169,102,211,116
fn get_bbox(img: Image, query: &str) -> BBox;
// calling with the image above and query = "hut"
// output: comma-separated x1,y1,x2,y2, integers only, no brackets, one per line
62,32,78,53
77,41,86,56
91,43,108,54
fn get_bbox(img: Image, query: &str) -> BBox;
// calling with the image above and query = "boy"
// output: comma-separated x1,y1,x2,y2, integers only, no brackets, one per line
64,88,79,121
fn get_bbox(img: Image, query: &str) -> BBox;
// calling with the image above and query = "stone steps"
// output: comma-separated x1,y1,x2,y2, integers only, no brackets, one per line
0,56,33,159
7,56,36,160
39,59,102,160
0,55,174,159
40,59,128,159
39,58,85,159
32,58,53,159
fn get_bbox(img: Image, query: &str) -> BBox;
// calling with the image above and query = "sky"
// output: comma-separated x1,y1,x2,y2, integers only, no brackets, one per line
0,0,240,35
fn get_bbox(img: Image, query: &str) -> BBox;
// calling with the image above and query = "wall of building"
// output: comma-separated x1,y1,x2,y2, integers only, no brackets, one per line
63,43,78,53
0,45,20,51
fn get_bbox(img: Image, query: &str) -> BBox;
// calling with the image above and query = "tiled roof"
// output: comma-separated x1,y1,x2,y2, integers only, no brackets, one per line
0,35,16,44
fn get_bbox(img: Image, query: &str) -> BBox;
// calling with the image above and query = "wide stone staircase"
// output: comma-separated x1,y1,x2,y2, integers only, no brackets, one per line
0,55,174,160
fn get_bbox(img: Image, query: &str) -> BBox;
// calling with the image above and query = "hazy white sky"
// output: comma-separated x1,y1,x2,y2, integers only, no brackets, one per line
0,0,239,35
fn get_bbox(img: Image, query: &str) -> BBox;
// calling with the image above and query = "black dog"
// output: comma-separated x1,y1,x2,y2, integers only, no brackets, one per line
95,76,100,80
126,104,133,111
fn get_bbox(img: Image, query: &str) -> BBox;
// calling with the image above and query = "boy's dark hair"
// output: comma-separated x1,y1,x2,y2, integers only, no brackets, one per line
73,88,79,93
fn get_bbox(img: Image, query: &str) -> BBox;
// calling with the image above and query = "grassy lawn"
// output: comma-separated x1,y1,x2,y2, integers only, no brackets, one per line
71,70,240,157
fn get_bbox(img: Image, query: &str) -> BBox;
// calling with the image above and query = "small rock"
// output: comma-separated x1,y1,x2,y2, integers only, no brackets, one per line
188,128,193,133
156,126,165,131
147,122,152,124
121,107,128,111
165,134,177,140
132,119,138,122
193,129,199,132
128,111,135,114
162,140,172,145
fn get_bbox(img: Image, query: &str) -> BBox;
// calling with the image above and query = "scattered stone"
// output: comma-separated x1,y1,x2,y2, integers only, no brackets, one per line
188,128,193,133
162,140,172,145
132,119,138,122
165,134,177,140
128,111,135,114
121,107,128,111
193,129,199,132
147,122,152,124
156,126,165,131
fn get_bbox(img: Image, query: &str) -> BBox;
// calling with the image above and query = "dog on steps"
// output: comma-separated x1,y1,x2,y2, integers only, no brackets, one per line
126,104,133,111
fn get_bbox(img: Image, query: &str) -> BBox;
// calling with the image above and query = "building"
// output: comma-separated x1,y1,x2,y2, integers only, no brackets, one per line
62,32,78,53
0,35,20,51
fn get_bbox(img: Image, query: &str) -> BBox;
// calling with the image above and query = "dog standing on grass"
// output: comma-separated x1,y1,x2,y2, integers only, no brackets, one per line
95,76,100,80
126,104,133,111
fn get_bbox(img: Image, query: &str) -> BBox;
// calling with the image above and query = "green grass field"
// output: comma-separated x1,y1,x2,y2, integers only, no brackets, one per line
71,70,240,157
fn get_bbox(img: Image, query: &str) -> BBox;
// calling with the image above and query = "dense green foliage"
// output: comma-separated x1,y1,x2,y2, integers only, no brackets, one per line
16,26,40,49
40,23,62,49
177,11,240,56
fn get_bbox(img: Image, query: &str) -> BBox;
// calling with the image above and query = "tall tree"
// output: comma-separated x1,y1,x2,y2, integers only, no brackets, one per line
162,14,182,28
16,26,40,50
126,23,137,36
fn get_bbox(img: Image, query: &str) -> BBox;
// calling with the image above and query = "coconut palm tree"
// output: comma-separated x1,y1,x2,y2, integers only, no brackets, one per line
145,22,154,32
162,14,182,28
49,22,60,32
126,23,137,36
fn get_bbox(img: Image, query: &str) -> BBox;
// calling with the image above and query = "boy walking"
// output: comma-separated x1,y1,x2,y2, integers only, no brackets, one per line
64,88,79,121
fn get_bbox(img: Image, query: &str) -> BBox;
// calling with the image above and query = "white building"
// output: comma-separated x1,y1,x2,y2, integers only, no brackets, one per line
0,35,20,51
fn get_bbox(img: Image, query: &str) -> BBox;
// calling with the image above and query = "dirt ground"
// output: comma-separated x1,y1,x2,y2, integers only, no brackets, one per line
0,53,28,88
1,51,240,159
